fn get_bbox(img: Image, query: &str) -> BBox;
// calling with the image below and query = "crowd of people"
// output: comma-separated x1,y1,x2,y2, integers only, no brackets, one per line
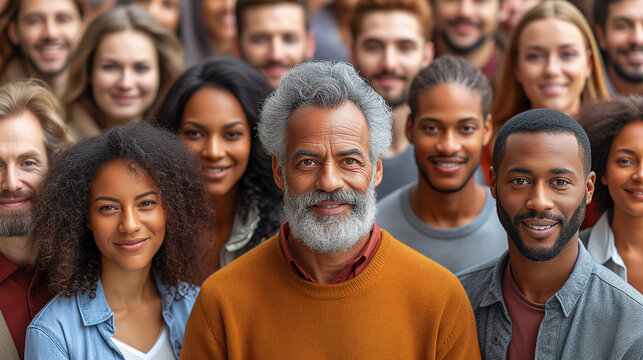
0,0,642,359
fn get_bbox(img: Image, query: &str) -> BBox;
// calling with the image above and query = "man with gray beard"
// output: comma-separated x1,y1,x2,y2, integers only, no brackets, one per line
0,79,70,359
181,61,481,359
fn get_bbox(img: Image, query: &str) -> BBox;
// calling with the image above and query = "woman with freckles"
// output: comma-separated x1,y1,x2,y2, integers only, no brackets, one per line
24,122,211,359
580,96,643,293
62,6,183,141
155,57,283,272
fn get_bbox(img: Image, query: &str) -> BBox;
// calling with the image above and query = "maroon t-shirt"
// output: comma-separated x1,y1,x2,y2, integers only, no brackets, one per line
0,253,52,359
502,262,546,360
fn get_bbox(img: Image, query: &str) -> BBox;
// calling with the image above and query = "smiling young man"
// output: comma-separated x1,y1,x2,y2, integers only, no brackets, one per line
377,56,506,274
594,0,643,96
180,62,481,359
458,109,643,359
0,80,70,359
234,0,314,89
2,0,83,97
349,0,433,198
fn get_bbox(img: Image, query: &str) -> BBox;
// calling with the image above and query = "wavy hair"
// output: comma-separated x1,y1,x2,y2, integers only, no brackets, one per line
33,122,211,296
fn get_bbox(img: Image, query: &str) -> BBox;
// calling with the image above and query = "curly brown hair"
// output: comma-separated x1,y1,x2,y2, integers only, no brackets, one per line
33,122,212,297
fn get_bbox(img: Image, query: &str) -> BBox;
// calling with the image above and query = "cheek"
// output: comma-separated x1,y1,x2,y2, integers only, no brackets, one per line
182,139,205,156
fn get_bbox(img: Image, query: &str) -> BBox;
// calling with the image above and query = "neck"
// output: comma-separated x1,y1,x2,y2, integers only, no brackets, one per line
288,231,370,284
608,66,643,96
23,60,68,98
435,36,495,70
410,178,486,228
96,113,137,130
212,36,234,56
507,238,578,304
211,186,239,233
101,261,157,307
386,104,411,157
611,207,643,252
0,235,36,265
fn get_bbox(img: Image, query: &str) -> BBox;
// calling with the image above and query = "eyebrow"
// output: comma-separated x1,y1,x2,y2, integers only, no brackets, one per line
338,149,366,158
293,150,319,159
506,167,574,175
94,191,158,203
525,44,580,51
614,148,635,155
182,121,247,130
419,117,479,123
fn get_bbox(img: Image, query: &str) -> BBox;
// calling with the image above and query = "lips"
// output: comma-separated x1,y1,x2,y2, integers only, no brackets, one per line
311,201,351,215
0,197,29,209
35,41,68,61
521,219,559,239
625,188,643,200
617,46,643,65
115,237,149,251
539,83,567,96
429,156,467,174
111,95,139,106
203,165,232,180
262,65,290,78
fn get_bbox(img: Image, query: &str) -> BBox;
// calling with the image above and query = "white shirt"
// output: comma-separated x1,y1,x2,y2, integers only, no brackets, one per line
112,325,175,360
586,212,628,281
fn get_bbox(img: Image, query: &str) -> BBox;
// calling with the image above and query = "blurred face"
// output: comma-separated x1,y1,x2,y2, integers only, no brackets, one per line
433,0,500,54
491,132,594,262
203,0,236,42
352,10,432,107
603,121,643,217
407,83,491,193
237,3,312,88
515,18,592,116
273,102,383,252
91,30,160,127
499,0,542,35
598,0,643,84
9,0,82,77
0,112,47,238
179,87,251,199
132,0,181,33
89,159,165,273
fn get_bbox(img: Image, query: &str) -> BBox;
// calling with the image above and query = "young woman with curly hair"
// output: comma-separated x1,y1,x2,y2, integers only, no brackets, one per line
155,56,283,272
579,96,643,293
24,122,212,359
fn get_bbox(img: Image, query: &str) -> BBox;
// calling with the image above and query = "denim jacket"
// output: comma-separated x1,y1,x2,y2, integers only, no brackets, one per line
457,242,643,360
24,274,197,360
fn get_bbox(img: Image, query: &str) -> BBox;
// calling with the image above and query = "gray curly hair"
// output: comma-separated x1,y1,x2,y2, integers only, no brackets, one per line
258,61,392,167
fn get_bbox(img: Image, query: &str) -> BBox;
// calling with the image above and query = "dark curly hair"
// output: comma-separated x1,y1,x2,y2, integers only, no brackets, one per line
579,96,643,215
33,122,212,297
155,56,283,250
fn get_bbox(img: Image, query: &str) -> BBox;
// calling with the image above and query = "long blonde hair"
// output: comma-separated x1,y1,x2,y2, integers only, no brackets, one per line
491,0,609,131
62,5,183,127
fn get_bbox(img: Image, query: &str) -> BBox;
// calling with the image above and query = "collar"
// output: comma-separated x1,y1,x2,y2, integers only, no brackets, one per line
225,206,261,252
0,252,34,283
586,212,626,268
278,221,382,284
481,242,595,318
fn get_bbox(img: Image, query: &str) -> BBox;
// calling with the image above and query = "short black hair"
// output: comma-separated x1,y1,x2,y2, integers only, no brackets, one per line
594,0,620,30
408,55,492,122
493,108,592,177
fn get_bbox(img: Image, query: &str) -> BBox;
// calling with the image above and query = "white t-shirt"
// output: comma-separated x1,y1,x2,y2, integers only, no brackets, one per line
112,325,175,360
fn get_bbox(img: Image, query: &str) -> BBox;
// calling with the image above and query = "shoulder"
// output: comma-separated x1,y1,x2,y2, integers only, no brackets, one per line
587,263,643,309
456,258,499,302
27,293,81,349
376,184,412,226
578,227,592,247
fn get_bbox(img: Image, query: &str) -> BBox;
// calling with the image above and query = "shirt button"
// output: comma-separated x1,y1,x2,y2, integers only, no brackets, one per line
30,290,36,297
18,266,26,272
492,335,500,345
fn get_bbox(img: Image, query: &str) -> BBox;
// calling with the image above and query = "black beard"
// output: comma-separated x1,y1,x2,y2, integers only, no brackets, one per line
440,31,488,55
496,194,585,262
612,61,643,84
416,147,481,194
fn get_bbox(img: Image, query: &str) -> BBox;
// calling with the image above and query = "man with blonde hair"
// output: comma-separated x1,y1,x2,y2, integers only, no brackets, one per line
0,79,70,359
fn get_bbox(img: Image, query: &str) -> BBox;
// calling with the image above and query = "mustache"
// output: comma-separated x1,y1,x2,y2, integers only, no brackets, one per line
293,188,367,209
616,45,643,54
513,210,564,225
0,190,32,200
262,61,292,68
372,71,407,81
428,155,468,162
448,17,483,29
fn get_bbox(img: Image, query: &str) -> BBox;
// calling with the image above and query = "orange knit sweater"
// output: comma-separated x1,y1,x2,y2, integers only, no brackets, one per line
181,229,481,360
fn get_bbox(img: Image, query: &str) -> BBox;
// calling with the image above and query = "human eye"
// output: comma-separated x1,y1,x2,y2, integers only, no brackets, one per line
343,158,360,166
612,19,631,30
224,131,244,140
182,129,204,140
616,157,634,166
283,33,299,44
98,204,118,212
250,34,268,45
525,52,543,61
23,16,42,25
460,124,477,133
422,124,439,133
552,178,570,187
511,178,529,186
135,63,151,73
362,41,382,52
298,159,316,167
56,14,73,23
22,160,38,168
138,200,157,208
100,63,118,71
560,48,578,60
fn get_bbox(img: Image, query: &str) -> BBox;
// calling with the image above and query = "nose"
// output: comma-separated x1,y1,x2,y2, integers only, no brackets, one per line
545,54,562,77
269,38,285,62
525,181,554,212
1,167,23,192
632,162,643,182
117,68,134,90
633,23,643,44
202,135,225,161
382,46,398,72
436,130,462,155
119,206,142,234
316,162,344,193
224,0,236,12
44,18,61,39
458,0,475,17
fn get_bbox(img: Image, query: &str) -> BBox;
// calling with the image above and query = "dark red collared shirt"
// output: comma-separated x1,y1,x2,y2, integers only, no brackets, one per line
0,253,52,359
278,222,382,284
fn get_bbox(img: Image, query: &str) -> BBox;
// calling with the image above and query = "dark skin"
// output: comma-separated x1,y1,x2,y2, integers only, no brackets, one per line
406,84,492,228
490,133,595,303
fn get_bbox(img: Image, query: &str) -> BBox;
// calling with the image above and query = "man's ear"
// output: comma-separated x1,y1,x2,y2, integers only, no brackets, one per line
305,31,315,60
373,157,383,187
422,41,434,67
272,156,285,190
585,171,596,205
405,115,415,144
482,114,493,146
489,166,497,199
8,21,19,46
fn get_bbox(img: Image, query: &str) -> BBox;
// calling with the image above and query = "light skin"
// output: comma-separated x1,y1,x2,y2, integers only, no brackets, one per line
432,0,499,69
595,0,643,96
88,159,166,353
515,18,593,116
490,133,595,303
132,0,181,33
179,87,251,269
602,120,643,292
91,30,160,129
272,102,383,284
235,3,314,89
406,83,492,228
203,0,237,55
498,0,542,36
7,0,82,97
351,10,433,156
0,112,47,265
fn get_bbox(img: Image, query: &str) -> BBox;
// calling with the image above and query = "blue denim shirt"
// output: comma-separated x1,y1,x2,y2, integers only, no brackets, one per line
457,242,643,360
24,275,197,359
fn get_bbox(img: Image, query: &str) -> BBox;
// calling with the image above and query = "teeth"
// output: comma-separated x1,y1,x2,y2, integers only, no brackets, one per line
527,224,552,230
437,162,460,168
206,167,228,173
631,191,643,195
317,204,340,209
